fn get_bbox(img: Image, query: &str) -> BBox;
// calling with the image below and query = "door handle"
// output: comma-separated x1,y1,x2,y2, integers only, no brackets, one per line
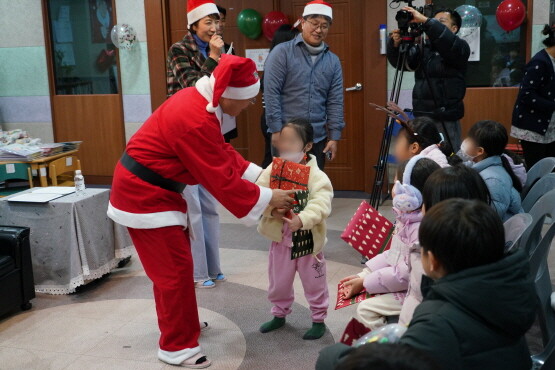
345,83,362,92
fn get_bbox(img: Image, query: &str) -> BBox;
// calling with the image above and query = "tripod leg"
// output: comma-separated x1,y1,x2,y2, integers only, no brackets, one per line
370,46,408,210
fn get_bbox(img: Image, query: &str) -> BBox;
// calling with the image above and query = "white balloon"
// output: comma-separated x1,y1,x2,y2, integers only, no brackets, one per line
110,24,138,50
455,5,483,28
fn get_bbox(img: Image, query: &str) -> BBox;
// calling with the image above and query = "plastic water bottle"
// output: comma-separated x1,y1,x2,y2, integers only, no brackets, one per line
74,170,85,196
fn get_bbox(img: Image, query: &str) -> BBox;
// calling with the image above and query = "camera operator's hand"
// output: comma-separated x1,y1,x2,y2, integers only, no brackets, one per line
403,6,428,24
391,29,401,48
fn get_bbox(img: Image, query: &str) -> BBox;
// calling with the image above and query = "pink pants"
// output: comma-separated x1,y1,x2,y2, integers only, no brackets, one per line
268,224,329,322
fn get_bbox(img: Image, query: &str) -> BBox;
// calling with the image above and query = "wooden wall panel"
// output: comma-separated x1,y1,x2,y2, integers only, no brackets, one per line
145,0,170,111
51,95,126,179
461,87,519,143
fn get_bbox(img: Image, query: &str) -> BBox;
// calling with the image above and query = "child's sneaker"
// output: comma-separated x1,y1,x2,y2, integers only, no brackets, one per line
195,280,215,289
303,322,326,340
259,316,285,333
214,273,227,282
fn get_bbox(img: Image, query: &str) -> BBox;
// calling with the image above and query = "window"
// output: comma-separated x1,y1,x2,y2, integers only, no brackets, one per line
440,0,528,87
46,0,119,95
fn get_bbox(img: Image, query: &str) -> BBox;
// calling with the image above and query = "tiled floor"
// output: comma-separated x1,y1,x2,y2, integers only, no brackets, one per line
0,197,548,369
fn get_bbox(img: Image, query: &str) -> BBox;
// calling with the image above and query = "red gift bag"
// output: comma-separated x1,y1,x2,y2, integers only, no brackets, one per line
340,318,372,345
341,201,394,259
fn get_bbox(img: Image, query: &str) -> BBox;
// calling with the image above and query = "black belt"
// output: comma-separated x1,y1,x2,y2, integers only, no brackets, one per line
120,152,186,193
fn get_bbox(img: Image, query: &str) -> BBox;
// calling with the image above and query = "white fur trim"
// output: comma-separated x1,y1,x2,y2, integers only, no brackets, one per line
239,186,273,226
107,202,188,229
209,74,260,101
187,3,219,27
222,81,260,100
196,76,223,116
303,4,333,19
158,346,201,365
242,162,263,183
206,102,218,112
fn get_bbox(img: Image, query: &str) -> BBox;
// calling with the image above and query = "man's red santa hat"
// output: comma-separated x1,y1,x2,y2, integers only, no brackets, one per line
207,54,260,113
187,0,219,28
303,0,333,20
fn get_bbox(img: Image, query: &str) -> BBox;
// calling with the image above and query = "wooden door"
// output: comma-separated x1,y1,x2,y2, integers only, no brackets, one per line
280,0,366,190
43,0,126,184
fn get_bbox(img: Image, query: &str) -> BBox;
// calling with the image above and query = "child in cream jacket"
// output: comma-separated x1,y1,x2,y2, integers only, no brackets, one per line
256,119,333,340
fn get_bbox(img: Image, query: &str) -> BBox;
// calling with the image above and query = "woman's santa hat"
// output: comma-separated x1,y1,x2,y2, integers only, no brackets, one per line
303,0,333,20
187,0,219,28
206,55,260,113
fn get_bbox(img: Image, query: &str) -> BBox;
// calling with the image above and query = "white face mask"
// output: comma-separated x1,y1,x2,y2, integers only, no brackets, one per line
457,139,477,162
281,151,305,163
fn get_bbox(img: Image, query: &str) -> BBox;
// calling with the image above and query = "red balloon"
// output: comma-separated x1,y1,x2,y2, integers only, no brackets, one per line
262,11,289,41
496,0,526,32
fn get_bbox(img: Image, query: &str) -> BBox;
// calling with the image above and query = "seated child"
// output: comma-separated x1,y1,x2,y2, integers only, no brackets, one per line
394,116,452,167
340,156,440,330
256,118,334,340
399,199,536,370
459,120,524,221
399,165,491,326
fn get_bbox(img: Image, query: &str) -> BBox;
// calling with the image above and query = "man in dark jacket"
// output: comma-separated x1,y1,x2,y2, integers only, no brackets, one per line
315,199,536,370
388,7,470,152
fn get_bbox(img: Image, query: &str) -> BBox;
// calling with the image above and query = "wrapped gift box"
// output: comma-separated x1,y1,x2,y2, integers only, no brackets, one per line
335,282,383,310
270,157,310,191
270,158,313,260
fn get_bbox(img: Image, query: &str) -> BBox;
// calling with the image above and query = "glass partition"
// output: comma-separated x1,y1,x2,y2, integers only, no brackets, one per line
46,0,119,95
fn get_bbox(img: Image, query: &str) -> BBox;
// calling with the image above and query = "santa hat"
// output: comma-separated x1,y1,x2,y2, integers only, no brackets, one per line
303,0,333,20
187,0,219,28
207,54,260,113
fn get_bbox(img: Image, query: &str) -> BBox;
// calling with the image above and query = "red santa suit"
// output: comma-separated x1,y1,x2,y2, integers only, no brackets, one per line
108,55,270,365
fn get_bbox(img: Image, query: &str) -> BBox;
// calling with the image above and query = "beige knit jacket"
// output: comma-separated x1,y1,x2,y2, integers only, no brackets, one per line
256,155,334,256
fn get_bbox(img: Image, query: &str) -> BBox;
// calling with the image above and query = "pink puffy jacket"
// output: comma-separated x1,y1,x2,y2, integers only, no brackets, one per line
398,243,425,326
362,209,423,295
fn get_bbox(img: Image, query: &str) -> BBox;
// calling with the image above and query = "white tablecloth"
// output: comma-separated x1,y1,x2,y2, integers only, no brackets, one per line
0,188,133,294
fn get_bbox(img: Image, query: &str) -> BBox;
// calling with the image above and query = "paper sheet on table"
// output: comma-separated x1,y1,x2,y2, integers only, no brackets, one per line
7,193,65,203
32,187,75,195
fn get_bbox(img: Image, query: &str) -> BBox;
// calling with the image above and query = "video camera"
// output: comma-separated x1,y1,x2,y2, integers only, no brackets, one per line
392,0,435,42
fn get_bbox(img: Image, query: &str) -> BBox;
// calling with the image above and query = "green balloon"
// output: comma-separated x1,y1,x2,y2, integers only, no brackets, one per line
237,8,262,39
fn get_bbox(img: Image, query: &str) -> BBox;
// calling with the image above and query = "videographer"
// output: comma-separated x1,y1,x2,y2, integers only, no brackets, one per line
388,7,470,152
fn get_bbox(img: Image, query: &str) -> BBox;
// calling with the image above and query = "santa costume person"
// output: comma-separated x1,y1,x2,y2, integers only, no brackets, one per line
108,55,295,368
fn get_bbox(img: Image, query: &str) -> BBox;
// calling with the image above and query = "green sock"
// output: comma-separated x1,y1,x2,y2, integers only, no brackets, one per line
259,317,286,333
303,322,326,340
